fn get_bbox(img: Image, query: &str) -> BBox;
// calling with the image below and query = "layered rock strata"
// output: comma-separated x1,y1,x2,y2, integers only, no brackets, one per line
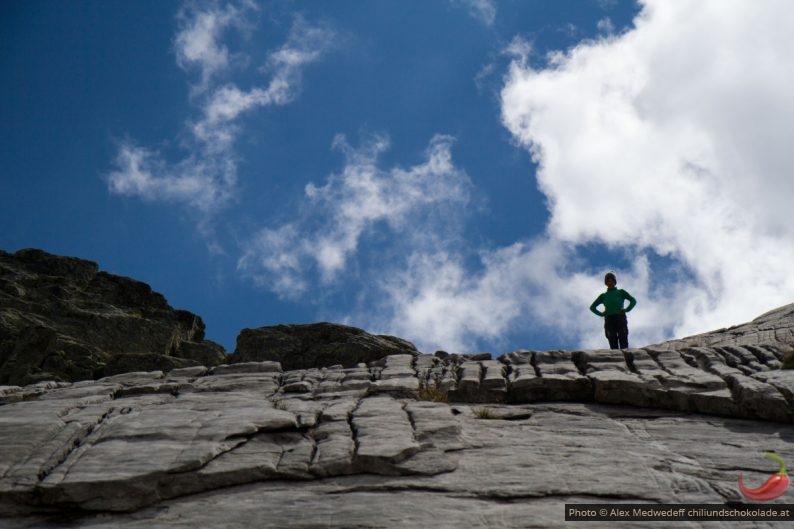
653,303,794,350
0,357,462,516
0,249,227,385
2,343,793,525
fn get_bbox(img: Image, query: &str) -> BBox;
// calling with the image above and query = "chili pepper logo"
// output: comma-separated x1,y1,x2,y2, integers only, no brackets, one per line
738,452,790,501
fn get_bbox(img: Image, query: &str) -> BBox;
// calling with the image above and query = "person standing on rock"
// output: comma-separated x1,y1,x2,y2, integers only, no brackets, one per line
590,272,636,350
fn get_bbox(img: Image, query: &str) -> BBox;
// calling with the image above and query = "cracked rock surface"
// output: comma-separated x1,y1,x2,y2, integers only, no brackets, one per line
2,302,794,527
3,400,792,529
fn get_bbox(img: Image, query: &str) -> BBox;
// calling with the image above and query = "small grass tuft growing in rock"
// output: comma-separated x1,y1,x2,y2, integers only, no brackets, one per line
418,382,449,403
782,352,794,370
472,407,497,420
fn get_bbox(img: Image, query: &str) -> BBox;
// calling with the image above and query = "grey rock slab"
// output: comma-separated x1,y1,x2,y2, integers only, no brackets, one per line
716,345,767,372
311,402,357,477
404,401,463,451
209,361,281,375
723,372,792,422
97,370,165,384
186,432,283,489
167,366,208,378
744,344,782,368
367,376,419,398
36,383,120,405
35,391,298,511
352,396,421,473
752,368,794,402
508,351,592,402
377,354,416,380
391,447,458,476
580,349,653,405
311,434,356,477
651,301,794,351
182,373,280,394
424,362,457,392
414,355,437,370
684,347,791,419
456,361,481,391
313,388,368,400
341,378,371,391
21,402,794,529
272,397,322,428
0,399,110,503
0,381,68,405
281,380,312,393
319,398,357,421
313,417,352,441
509,363,538,387
649,349,727,389
342,366,371,379
480,360,506,390
271,432,315,478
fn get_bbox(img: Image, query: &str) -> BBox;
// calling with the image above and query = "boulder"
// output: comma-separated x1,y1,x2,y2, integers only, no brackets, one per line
0,249,227,385
231,322,417,370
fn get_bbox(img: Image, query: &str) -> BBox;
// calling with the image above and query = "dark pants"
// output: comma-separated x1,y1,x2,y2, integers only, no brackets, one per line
604,313,629,350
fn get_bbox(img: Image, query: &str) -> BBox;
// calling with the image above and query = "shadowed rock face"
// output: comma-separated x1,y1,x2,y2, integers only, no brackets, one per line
0,249,227,385
232,322,418,370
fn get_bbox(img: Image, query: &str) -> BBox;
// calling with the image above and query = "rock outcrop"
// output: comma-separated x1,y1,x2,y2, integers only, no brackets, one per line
232,322,418,370
3,249,794,528
2,329,794,526
0,249,227,385
654,302,794,351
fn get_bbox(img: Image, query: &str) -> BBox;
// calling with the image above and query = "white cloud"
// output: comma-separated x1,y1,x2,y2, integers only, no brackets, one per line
108,5,335,217
450,0,496,27
237,134,472,298
107,143,236,213
175,0,257,94
356,235,691,353
498,0,794,341
320,0,794,354
263,19,337,105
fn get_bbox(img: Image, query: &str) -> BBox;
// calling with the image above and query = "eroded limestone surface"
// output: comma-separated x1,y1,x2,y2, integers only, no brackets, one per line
0,360,463,516
4,402,793,529
1,343,794,526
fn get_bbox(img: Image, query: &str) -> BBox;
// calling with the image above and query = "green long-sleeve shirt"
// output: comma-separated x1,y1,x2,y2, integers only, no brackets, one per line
590,287,636,317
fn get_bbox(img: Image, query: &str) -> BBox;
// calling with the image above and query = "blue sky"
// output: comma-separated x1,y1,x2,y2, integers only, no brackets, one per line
3,1,794,355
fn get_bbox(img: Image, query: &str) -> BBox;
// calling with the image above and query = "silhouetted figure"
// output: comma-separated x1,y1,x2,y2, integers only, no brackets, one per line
590,272,636,349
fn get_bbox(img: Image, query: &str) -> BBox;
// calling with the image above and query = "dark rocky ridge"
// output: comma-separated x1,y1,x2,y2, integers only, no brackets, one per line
232,322,418,370
0,248,422,386
0,248,227,385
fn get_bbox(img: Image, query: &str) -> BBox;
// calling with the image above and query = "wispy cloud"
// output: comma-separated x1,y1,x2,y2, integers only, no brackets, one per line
174,0,258,95
107,2,335,218
238,134,472,299
360,240,679,353
450,0,496,27
107,142,236,213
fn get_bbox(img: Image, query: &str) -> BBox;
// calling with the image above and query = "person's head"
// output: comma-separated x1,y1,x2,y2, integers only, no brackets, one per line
604,272,617,288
